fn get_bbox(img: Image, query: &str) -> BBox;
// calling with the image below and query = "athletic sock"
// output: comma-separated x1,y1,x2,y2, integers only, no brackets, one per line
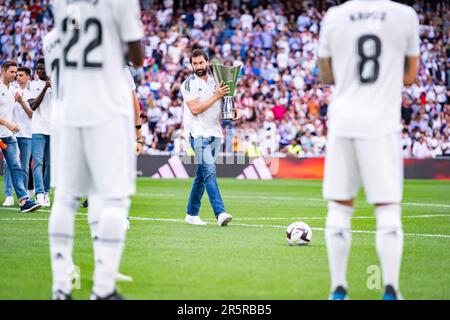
49,194,79,295
88,195,102,263
375,204,403,292
325,201,354,291
92,199,130,297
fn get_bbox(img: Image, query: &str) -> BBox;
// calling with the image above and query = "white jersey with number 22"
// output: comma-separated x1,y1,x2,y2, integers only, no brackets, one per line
52,0,144,127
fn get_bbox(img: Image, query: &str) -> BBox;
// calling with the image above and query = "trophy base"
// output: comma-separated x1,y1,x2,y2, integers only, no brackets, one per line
222,111,235,120
221,96,235,120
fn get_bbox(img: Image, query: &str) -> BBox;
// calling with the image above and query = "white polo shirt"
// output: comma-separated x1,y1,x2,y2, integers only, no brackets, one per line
13,86,32,138
181,74,222,139
0,81,16,138
30,79,52,135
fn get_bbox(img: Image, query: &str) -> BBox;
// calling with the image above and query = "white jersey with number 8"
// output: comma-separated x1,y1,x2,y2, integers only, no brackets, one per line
318,0,420,138
52,0,144,127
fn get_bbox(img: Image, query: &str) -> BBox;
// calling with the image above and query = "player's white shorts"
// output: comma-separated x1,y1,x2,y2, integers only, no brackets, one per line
323,133,403,204
55,115,136,198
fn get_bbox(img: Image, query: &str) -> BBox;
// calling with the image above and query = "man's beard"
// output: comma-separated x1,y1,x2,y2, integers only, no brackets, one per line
194,68,207,77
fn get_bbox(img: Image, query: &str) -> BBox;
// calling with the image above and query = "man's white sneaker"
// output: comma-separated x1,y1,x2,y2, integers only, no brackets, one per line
217,213,232,226
44,193,51,207
185,215,207,225
36,193,46,207
2,196,14,207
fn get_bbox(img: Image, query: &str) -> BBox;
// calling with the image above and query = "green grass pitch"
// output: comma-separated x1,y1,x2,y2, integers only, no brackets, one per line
0,178,449,300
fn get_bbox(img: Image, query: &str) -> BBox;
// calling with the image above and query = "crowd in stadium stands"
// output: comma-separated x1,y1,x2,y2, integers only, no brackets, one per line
1,0,449,158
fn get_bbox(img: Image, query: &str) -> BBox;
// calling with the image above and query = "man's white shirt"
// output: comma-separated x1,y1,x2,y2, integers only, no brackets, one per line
13,85,32,138
29,79,52,135
318,0,420,138
0,81,16,138
181,73,222,139
52,0,144,127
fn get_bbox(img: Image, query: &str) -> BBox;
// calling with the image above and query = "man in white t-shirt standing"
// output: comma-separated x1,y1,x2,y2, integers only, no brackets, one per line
29,59,52,207
0,60,41,213
318,0,420,300
2,67,34,207
181,49,238,227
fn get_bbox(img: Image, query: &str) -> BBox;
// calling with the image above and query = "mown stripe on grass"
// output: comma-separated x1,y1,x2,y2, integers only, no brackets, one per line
134,193,450,208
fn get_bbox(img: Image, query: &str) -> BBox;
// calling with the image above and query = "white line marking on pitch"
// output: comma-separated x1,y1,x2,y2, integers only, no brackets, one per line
217,214,450,221
0,217,85,221
1,211,448,239
0,208,450,238
0,207,52,213
122,215,450,239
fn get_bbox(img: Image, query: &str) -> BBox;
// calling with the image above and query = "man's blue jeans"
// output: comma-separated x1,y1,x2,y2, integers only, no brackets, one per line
187,136,226,217
1,136,28,201
31,134,50,195
3,137,32,197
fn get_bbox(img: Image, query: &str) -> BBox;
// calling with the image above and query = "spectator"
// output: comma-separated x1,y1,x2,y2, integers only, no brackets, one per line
412,135,432,158
1,0,448,157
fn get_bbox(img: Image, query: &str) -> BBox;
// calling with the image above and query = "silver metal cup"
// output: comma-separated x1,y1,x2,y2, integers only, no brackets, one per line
212,64,241,120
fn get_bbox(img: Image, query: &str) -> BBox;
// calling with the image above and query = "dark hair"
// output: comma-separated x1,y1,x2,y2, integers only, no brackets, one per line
1,60,17,71
36,58,45,65
17,67,31,76
190,49,209,63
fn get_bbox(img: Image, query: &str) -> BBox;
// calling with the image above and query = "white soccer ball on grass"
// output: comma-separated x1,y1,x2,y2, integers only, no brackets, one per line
286,221,312,246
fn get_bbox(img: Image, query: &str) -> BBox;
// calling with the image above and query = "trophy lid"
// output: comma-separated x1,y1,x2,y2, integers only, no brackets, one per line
212,64,241,84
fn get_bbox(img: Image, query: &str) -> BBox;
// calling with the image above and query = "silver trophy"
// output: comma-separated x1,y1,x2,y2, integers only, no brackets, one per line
212,64,241,120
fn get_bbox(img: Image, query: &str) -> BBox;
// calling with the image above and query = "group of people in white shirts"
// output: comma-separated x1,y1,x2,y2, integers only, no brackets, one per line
0,58,52,212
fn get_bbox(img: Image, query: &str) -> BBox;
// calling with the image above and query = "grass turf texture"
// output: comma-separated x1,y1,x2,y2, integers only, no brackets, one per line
0,178,449,300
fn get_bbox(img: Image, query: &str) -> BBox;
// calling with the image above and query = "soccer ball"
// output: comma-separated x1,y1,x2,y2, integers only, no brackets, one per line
286,222,312,246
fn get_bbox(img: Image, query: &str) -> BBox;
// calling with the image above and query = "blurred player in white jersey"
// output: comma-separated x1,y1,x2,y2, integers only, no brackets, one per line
49,0,144,300
318,0,419,300
42,28,61,195
43,27,81,291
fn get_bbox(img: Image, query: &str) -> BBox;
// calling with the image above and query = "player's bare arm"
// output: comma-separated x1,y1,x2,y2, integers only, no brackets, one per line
187,82,230,116
319,58,335,85
15,92,33,118
29,79,50,111
404,56,418,86
127,40,144,68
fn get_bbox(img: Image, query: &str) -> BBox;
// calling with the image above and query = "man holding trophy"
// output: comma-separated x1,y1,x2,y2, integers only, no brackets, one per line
181,49,241,226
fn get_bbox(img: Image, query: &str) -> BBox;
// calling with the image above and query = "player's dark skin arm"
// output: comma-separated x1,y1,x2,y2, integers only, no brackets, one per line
319,58,335,85
29,79,50,111
127,40,144,68
404,56,418,86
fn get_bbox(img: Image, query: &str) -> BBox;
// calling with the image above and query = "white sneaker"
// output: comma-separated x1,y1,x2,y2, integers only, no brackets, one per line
115,272,133,282
36,193,46,207
44,192,51,207
217,212,232,226
2,196,14,207
185,215,207,225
